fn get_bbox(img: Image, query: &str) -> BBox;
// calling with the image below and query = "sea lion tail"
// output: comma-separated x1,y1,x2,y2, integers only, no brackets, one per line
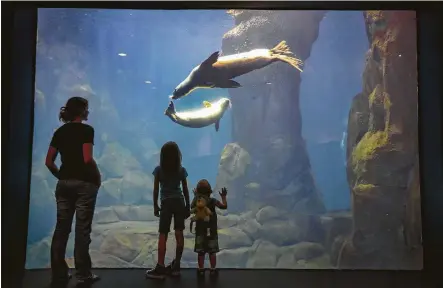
164,101,176,116
270,40,304,72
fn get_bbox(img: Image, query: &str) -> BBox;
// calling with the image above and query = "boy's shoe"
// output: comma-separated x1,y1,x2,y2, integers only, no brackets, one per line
166,259,181,277
76,274,100,286
209,268,219,278
146,264,166,280
197,268,205,278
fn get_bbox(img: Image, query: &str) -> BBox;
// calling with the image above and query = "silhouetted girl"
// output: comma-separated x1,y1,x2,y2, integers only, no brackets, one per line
146,141,191,279
46,96,101,286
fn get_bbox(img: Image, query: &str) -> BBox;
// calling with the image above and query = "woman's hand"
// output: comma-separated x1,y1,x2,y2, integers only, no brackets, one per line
154,204,161,217
219,187,228,197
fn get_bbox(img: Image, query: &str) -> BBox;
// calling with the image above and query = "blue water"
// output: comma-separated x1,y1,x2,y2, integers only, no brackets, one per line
300,11,368,211
27,9,368,269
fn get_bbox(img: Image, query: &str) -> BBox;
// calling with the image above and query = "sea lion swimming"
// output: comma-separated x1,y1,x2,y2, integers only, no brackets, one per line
164,98,231,132
170,40,303,100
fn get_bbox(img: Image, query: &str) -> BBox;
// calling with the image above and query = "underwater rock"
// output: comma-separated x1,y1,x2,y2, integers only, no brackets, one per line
218,213,241,229
276,242,325,268
218,227,253,249
99,231,151,263
222,10,326,215
94,208,120,224
346,93,370,166
255,206,283,224
256,211,326,246
217,246,253,268
25,239,51,269
97,178,122,207
344,11,421,269
277,253,331,269
320,211,353,251
238,218,262,241
92,97,121,141
26,213,327,269
27,169,57,245
131,238,159,267
90,250,138,268
98,142,142,178
214,143,251,211
139,138,160,164
120,170,154,205
112,205,158,222
245,240,280,268
26,232,76,269
258,219,302,246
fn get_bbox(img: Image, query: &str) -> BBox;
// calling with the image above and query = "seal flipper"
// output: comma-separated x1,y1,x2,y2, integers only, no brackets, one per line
213,79,242,89
201,51,220,67
215,120,220,132
203,101,212,108
164,101,178,122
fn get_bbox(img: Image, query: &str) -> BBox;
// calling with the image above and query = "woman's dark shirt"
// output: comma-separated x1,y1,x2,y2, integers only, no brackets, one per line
50,122,95,183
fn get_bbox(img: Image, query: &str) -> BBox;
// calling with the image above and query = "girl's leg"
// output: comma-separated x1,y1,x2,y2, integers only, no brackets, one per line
209,253,219,277
198,253,205,269
174,230,184,262
209,253,217,269
157,233,168,266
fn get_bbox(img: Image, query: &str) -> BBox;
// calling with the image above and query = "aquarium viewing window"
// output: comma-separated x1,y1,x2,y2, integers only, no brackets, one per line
26,8,421,270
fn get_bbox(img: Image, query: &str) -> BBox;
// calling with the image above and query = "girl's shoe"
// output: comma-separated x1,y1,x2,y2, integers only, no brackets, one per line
197,269,205,278
209,269,219,278
146,264,166,280
166,259,181,277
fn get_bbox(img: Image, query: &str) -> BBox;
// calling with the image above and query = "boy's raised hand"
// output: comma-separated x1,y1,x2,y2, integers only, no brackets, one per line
219,187,228,197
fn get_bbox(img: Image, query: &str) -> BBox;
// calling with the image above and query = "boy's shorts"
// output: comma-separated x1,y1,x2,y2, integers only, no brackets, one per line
159,197,186,234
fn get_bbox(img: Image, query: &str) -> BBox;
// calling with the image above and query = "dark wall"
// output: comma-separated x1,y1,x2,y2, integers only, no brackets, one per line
417,7,443,276
2,4,37,288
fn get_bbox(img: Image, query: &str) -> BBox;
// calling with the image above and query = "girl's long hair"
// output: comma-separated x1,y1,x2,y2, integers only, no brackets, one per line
160,141,182,177
59,96,89,123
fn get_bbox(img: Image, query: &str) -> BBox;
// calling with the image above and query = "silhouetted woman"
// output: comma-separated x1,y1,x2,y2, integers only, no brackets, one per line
45,96,101,286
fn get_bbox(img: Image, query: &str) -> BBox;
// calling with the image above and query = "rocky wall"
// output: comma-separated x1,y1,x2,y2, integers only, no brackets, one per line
216,10,327,215
342,11,422,269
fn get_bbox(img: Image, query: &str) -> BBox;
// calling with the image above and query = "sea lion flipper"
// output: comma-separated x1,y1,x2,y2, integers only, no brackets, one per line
214,79,242,89
215,120,220,132
201,51,220,67
203,101,212,108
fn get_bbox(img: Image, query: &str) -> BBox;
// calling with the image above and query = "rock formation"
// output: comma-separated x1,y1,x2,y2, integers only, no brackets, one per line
26,205,334,269
343,11,422,269
217,10,326,215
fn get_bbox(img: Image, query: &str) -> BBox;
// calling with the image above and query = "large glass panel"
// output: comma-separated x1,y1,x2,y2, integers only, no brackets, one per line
27,9,421,270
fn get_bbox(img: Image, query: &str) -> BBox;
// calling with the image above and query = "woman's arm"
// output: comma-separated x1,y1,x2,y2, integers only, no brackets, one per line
82,126,101,186
83,143,101,185
45,146,60,179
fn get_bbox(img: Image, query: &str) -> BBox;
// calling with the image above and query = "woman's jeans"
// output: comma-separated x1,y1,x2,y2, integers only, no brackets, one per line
50,179,99,281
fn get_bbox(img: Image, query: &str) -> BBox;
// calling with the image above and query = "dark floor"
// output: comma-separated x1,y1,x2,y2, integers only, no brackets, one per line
23,269,427,288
